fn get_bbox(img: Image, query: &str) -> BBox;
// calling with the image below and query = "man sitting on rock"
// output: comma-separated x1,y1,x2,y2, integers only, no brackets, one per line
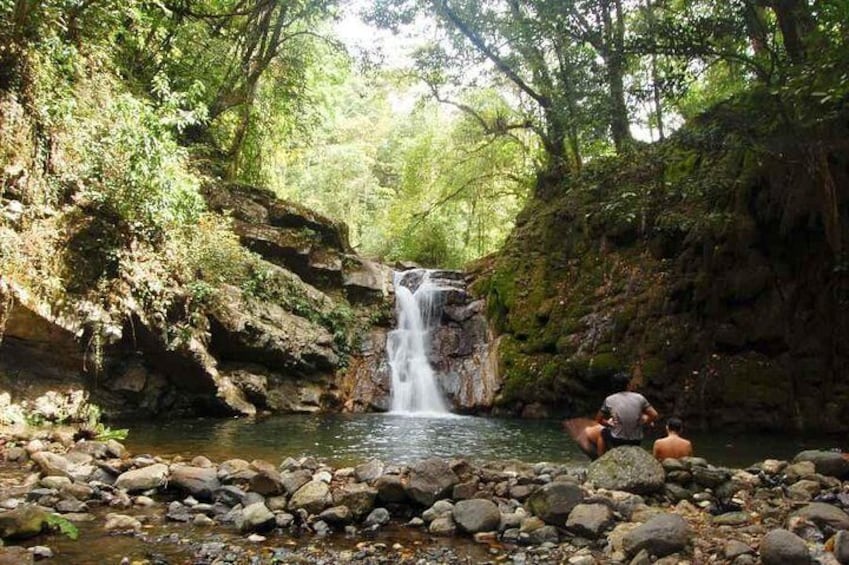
652,416,693,460
596,372,658,456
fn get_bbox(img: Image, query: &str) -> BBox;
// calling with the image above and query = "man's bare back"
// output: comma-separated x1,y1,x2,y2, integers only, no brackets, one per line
653,434,692,460
652,417,693,460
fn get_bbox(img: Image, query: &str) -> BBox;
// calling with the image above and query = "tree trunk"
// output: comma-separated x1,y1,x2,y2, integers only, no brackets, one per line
644,0,664,141
769,0,813,64
602,0,633,152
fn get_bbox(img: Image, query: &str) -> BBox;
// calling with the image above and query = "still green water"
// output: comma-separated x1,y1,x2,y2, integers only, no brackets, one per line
120,413,843,469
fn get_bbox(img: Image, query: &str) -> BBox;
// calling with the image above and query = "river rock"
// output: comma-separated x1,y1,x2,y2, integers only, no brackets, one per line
0,505,48,539
565,503,614,538
724,540,755,559
104,513,142,532
784,461,816,483
30,451,71,478
375,474,407,503
0,546,34,565
791,502,849,533
452,499,500,533
236,502,275,532
423,500,454,523
114,463,169,493
355,459,384,483
587,447,665,494
249,468,285,496
365,507,391,527
793,450,849,478
170,465,221,501
834,530,849,565
280,470,313,495
622,513,691,558
40,476,71,490
759,528,810,565
289,480,332,514
332,483,377,519
526,481,585,525
429,515,456,536
319,505,353,525
213,485,248,507
406,458,458,506
692,465,731,488
788,479,821,501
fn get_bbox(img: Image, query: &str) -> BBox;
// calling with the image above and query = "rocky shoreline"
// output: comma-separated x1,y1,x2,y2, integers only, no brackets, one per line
1,427,849,564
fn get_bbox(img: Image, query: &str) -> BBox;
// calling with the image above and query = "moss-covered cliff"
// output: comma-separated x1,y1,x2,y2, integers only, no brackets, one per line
477,91,849,432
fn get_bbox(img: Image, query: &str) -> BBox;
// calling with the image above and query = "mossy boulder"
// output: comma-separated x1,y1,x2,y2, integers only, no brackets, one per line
586,447,665,494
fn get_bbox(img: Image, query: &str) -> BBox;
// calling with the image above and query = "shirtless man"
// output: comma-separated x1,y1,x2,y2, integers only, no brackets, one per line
562,417,604,460
652,417,693,460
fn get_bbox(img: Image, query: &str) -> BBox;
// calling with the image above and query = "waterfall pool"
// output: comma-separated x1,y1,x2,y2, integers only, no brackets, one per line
117,413,843,470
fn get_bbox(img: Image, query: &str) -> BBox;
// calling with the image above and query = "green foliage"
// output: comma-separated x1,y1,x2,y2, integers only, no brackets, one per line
45,513,79,541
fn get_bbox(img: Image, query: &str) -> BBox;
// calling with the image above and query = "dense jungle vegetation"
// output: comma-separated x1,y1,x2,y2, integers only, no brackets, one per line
1,0,848,425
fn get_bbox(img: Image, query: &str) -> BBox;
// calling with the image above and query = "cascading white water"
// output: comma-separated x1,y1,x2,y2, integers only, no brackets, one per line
387,270,450,415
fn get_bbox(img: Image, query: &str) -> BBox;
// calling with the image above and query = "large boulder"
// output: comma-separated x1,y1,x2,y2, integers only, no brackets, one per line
169,465,220,501
792,450,849,479
759,528,810,565
452,499,501,533
406,458,459,506
526,482,585,525
622,513,691,558
0,505,49,539
587,447,665,494
288,480,332,515
114,463,169,493
332,483,377,519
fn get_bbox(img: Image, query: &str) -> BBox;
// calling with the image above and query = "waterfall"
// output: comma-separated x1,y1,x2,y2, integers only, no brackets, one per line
387,270,450,415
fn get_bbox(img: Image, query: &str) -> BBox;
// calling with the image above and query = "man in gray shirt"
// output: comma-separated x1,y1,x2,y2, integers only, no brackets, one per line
596,372,658,455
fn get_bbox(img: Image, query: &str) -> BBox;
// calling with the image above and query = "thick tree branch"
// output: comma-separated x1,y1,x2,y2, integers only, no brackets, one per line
437,0,550,108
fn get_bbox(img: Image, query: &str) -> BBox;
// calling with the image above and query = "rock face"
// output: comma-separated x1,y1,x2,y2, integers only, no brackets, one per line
587,447,665,494
476,104,849,430
203,183,391,302
342,269,502,413
0,182,396,419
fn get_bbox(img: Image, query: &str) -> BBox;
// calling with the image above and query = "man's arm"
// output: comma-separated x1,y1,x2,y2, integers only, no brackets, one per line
641,405,658,425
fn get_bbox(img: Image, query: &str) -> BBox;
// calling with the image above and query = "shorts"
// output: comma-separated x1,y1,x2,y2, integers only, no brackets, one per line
601,426,642,447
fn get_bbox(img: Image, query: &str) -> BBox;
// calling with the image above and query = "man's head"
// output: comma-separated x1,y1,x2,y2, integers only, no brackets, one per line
611,371,631,392
667,417,683,433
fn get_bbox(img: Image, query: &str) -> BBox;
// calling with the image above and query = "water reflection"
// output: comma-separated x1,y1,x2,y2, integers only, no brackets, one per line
123,413,584,466
120,413,843,469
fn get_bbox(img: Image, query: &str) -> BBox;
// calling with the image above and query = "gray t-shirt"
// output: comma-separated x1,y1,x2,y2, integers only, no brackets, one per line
602,391,652,440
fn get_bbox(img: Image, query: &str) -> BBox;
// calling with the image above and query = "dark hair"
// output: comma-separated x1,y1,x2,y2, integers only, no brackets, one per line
611,371,631,391
667,417,683,432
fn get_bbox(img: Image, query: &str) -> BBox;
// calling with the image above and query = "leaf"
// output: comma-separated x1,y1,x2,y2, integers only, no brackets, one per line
46,514,79,540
